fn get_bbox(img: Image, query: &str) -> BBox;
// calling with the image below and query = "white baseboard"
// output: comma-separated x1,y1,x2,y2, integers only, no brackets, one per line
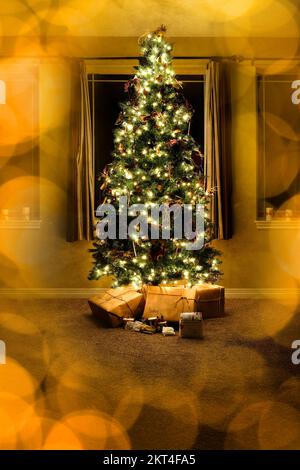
0,287,299,300
0,288,107,299
225,288,300,300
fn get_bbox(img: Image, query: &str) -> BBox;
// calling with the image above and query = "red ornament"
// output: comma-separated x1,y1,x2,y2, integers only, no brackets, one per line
168,139,178,147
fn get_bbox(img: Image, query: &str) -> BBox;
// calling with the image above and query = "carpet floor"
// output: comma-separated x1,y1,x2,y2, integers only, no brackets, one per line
0,297,300,450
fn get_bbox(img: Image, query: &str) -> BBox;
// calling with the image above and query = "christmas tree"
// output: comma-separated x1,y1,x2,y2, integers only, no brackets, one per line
89,26,221,287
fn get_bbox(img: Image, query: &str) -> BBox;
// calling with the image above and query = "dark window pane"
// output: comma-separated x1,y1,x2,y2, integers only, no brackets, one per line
89,74,205,207
257,74,300,220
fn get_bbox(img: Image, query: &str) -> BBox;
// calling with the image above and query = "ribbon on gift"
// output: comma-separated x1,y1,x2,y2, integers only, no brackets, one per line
175,295,197,313
143,286,197,321
195,285,225,318
196,286,223,306
99,288,138,317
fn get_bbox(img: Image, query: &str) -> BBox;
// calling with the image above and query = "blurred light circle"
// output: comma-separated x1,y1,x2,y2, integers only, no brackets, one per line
0,312,51,386
224,401,272,449
43,421,83,450
264,151,299,198
258,401,300,449
139,381,199,448
62,411,131,450
0,312,41,336
113,384,145,430
264,113,299,142
269,195,300,281
18,414,43,450
0,357,37,399
202,0,273,21
0,392,37,449
276,377,300,410
196,346,268,429
264,59,300,75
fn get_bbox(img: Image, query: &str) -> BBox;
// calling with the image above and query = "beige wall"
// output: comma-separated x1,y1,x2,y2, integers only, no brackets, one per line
0,37,299,290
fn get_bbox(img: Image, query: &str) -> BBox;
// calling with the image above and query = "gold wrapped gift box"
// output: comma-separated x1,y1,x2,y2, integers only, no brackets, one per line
143,285,197,322
88,287,145,328
89,283,225,327
180,313,204,339
143,283,225,321
195,284,225,319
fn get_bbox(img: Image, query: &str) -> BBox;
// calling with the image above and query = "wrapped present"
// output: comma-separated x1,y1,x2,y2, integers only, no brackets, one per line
88,286,145,328
161,280,189,287
180,312,202,320
162,326,175,336
195,284,225,319
143,286,197,322
180,312,203,339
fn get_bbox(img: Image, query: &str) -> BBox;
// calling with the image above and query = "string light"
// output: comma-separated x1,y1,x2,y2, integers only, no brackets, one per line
89,27,221,287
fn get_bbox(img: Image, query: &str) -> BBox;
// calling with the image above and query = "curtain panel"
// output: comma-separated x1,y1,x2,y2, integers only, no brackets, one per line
67,61,94,241
205,60,233,240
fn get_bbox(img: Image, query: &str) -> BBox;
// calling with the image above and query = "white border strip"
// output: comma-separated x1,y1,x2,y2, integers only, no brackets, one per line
226,288,300,299
0,288,107,299
0,288,299,300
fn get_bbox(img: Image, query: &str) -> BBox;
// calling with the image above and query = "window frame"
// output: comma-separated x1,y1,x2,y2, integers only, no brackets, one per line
0,60,40,229
256,62,300,229
85,58,208,207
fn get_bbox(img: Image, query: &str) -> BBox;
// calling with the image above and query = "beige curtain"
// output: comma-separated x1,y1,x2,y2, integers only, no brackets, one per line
205,60,232,239
67,61,94,241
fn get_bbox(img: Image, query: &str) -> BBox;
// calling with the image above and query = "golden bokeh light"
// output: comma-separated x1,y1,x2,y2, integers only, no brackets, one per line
225,0,300,37
113,384,145,431
0,311,51,385
265,113,300,142
18,413,43,450
258,401,300,449
61,411,131,450
139,381,199,448
238,296,298,344
51,358,144,426
201,0,273,21
264,59,300,75
0,392,37,449
196,346,269,429
0,312,41,336
43,421,84,450
0,357,37,400
0,62,39,155
225,401,272,449
17,4,99,38
276,377,300,411
264,151,299,198
53,367,109,417
269,196,300,281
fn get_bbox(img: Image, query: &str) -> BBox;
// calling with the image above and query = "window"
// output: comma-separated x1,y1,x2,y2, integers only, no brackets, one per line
257,72,300,224
0,63,39,227
88,73,205,207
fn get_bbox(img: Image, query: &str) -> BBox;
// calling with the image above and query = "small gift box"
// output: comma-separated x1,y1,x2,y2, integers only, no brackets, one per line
162,326,175,336
88,286,145,328
195,284,225,319
143,285,197,322
180,312,203,339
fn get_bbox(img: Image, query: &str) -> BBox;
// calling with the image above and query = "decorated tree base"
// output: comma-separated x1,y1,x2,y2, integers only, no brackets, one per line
89,283,225,327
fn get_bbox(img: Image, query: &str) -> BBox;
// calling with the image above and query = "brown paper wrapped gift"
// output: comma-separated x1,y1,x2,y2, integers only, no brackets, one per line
88,286,145,328
161,280,189,287
143,286,197,322
195,284,225,319
180,313,204,339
